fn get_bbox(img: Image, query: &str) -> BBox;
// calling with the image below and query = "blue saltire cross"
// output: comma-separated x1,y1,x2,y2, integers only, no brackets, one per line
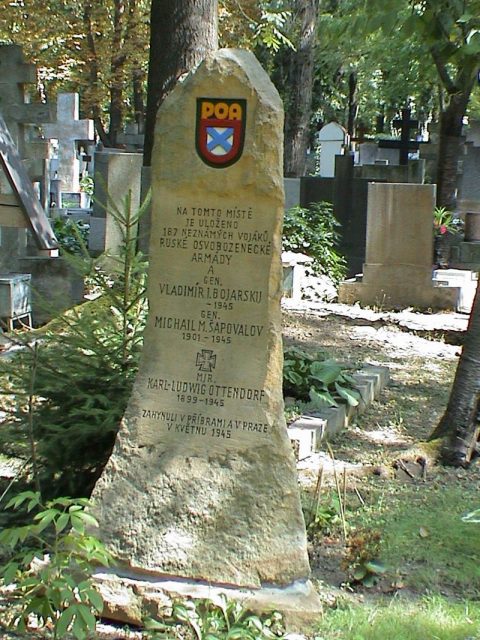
207,127,233,153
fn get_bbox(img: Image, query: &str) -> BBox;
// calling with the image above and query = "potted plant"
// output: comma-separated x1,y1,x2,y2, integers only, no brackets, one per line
433,207,463,268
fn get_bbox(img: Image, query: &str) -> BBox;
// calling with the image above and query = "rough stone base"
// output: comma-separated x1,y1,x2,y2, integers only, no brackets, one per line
93,571,323,632
338,279,460,311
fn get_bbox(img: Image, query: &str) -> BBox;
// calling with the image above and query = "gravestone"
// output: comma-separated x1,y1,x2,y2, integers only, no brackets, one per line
338,183,460,310
0,45,54,157
90,150,143,254
358,141,378,165
116,122,145,151
0,113,57,253
42,93,94,192
92,49,310,592
316,122,347,177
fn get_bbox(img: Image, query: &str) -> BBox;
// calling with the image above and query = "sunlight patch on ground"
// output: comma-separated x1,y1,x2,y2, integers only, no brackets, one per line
348,326,459,359
355,425,413,447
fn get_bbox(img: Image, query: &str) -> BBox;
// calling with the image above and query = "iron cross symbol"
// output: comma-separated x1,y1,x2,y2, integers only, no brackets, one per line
196,349,217,373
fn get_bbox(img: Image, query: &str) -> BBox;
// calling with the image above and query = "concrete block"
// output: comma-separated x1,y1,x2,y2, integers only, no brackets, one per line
288,426,317,461
287,365,390,458
356,365,390,398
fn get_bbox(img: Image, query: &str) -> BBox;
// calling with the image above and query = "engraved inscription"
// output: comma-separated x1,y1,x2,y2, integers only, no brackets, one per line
140,197,275,445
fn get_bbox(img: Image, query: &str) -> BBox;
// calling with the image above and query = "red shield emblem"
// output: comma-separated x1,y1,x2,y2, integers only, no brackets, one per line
196,98,246,168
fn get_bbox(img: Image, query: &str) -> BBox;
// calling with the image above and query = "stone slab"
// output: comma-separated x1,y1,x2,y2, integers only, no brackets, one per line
288,425,317,461
91,49,310,590
351,375,374,413
355,365,390,398
92,571,323,632
339,279,460,311
432,268,478,314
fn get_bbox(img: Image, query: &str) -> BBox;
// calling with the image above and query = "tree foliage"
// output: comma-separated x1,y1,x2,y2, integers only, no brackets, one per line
313,1,438,134
347,0,480,206
0,0,150,146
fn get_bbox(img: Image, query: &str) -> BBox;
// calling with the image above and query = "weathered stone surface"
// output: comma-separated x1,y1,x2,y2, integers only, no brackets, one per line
93,572,322,631
92,49,310,589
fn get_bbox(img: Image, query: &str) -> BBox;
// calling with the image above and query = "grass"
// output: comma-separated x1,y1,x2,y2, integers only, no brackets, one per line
314,595,480,640
342,479,480,595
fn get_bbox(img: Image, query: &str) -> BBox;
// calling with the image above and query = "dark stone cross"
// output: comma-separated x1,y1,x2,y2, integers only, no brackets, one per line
378,108,419,165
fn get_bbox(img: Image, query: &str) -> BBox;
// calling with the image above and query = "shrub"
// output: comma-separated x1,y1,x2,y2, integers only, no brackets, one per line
146,595,285,639
283,201,347,283
52,216,90,256
0,491,111,639
0,192,149,499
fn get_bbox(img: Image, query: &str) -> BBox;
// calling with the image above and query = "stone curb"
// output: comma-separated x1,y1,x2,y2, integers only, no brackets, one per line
92,571,323,631
287,365,390,460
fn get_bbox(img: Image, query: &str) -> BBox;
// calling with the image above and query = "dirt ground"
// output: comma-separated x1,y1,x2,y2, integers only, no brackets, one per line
282,299,477,596
282,298,466,449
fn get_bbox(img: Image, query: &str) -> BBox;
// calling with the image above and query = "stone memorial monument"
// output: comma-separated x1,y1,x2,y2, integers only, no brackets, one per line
338,182,460,309
92,49,311,601
42,93,94,193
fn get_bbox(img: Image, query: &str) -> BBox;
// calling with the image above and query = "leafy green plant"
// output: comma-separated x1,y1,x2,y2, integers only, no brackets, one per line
0,491,111,639
0,192,150,498
52,216,90,256
433,207,463,238
283,346,360,409
146,596,285,640
79,174,94,196
344,528,386,588
304,493,343,537
283,202,347,283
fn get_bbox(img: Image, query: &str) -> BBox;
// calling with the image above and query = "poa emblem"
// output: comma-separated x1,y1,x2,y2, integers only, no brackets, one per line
196,98,247,168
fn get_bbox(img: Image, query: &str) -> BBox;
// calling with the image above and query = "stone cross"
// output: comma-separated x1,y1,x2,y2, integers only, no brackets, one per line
42,93,94,192
0,45,54,160
0,113,57,252
92,49,310,592
378,108,419,165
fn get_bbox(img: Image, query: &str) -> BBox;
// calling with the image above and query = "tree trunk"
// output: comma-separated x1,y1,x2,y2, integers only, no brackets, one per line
127,0,146,132
436,88,471,209
430,279,480,466
143,0,218,167
132,66,145,132
283,0,319,178
108,0,127,147
347,70,357,138
82,0,109,146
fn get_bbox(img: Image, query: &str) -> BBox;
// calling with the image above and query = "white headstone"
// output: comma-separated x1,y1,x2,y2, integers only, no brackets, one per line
316,122,347,177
